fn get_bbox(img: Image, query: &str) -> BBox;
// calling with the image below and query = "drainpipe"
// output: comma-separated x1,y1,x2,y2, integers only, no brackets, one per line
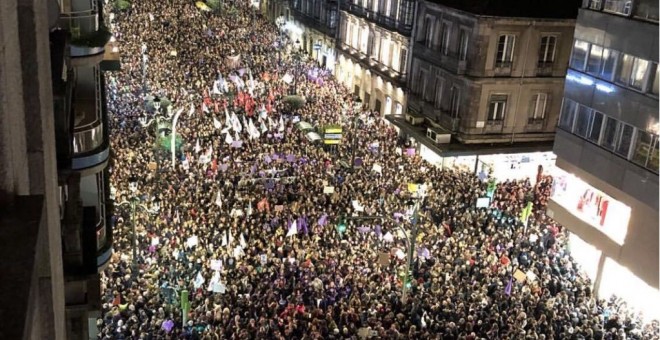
510,21,534,144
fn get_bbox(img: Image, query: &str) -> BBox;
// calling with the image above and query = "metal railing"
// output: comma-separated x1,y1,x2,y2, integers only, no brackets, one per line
340,2,412,36
60,0,99,37
73,67,105,155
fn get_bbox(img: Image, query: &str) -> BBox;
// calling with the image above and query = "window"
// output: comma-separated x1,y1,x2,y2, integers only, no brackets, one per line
570,40,589,71
601,117,620,150
600,48,619,81
395,102,403,115
487,94,508,121
434,78,444,108
399,48,407,74
530,93,548,119
630,57,649,90
588,111,604,143
458,29,469,61
538,35,557,64
450,86,461,118
586,45,604,75
424,17,434,48
615,123,635,157
496,34,515,66
652,65,659,95
440,23,451,55
559,98,578,131
616,54,634,85
575,105,593,138
633,131,657,168
604,0,633,15
385,96,392,115
380,38,390,64
588,0,602,9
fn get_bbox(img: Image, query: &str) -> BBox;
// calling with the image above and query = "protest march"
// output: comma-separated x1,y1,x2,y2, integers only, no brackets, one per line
99,0,659,338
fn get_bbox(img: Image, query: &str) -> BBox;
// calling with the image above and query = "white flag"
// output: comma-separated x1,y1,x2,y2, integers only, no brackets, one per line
248,119,260,139
221,126,231,135
227,230,234,248
234,131,241,143
194,271,205,289
208,271,221,292
260,121,268,133
195,139,202,153
383,232,394,242
240,233,247,248
225,132,234,145
202,102,209,113
221,231,228,246
215,190,222,207
286,220,298,237
268,117,276,129
189,103,195,117
246,202,253,216
231,112,242,132
225,108,232,128
278,117,285,132
248,69,255,96
213,116,222,129
213,80,222,95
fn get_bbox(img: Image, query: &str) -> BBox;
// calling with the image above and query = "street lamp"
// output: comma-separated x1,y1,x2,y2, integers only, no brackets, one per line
350,97,363,170
401,189,426,304
117,176,160,275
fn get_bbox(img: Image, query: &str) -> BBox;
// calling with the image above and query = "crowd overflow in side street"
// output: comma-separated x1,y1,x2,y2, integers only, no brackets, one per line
99,0,660,338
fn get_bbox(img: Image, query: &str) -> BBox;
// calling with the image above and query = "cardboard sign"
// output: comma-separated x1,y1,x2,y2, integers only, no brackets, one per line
323,186,335,194
378,252,390,266
372,164,382,174
186,236,199,248
275,205,284,212
513,269,527,283
260,254,267,265
211,259,223,271
148,162,158,171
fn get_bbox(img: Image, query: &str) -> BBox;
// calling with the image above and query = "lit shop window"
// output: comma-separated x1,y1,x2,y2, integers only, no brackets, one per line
551,168,631,245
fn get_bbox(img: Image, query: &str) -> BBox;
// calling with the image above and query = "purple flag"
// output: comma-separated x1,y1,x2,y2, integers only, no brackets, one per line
250,165,257,174
231,141,243,148
162,320,174,333
418,247,430,259
286,154,296,163
374,225,382,237
504,276,513,296
272,153,280,160
393,212,404,219
317,214,328,226
264,155,272,163
357,226,370,233
219,164,228,172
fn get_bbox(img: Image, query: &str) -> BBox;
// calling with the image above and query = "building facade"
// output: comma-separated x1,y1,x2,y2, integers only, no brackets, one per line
285,0,340,71
0,0,117,337
547,0,659,319
335,0,416,114
407,1,577,144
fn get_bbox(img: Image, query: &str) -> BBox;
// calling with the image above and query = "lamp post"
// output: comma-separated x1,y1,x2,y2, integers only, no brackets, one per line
292,39,301,94
141,44,148,111
350,97,362,170
140,96,174,178
117,176,160,274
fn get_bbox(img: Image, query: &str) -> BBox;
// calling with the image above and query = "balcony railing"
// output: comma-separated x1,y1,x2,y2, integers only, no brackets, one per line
536,61,554,76
72,67,109,171
290,7,338,37
340,2,412,36
413,43,468,75
339,42,406,85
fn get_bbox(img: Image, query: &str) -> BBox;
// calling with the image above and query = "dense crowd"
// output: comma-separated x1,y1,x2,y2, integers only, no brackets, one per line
99,0,659,338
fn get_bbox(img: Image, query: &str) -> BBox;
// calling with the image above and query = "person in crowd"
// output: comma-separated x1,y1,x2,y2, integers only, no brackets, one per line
98,0,659,338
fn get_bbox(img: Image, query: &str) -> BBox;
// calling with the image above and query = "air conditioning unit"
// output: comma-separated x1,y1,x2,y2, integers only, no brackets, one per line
405,112,425,126
426,127,451,144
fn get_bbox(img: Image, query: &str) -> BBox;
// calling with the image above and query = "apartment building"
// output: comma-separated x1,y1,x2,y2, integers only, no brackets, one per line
335,0,416,114
547,0,659,319
0,0,118,337
284,0,340,70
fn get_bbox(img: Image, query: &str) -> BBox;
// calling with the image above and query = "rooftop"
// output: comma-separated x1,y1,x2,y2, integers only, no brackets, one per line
428,0,581,19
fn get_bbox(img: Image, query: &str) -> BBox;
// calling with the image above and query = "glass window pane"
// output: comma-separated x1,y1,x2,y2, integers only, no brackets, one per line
653,66,659,95
632,130,653,166
570,40,589,71
575,105,592,138
630,58,649,89
586,45,603,75
602,117,619,150
617,54,634,85
588,111,604,143
559,99,577,130
615,124,634,157
601,49,618,81
649,138,659,172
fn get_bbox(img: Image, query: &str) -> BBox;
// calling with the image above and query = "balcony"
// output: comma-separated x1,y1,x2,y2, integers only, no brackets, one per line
290,7,338,37
493,61,513,76
536,61,554,76
340,2,412,36
338,42,407,87
59,0,110,66
413,43,468,75
71,66,109,174
526,117,547,132
407,93,460,132
51,29,75,174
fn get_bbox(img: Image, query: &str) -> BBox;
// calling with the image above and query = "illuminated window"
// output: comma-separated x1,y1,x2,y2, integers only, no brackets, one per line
395,102,403,115
631,130,658,171
588,111,604,143
380,37,390,64
586,45,603,75
487,94,507,121
588,0,602,9
538,35,557,64
558,98,578,131
616,54,634,85
570,40,589,71
604,0,633,15
529,93,547,119
629,57,649,90
600,48,618,81
495,34,515,66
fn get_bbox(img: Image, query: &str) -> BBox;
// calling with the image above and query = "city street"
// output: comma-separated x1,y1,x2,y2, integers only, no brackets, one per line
98,0,657,338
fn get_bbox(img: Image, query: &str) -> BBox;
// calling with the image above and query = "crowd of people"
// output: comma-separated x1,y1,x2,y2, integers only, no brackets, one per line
99,0,659,338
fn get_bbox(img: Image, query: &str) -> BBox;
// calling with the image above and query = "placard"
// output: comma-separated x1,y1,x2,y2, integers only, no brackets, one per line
378,252,390,266
323,186,335,194
372,164,382,174
211,259,223,271
148,162,158,171
275,205,284,212
513,269,527,283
